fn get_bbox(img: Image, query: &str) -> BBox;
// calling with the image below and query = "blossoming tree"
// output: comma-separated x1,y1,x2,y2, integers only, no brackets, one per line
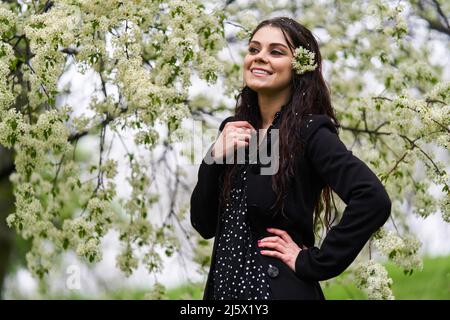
0,0,448,299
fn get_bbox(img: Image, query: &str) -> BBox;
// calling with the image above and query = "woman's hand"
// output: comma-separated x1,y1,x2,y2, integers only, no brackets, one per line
258,228,306,272
212,121,256,161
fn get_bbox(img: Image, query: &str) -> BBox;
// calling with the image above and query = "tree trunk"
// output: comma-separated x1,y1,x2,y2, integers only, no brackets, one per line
0,148,15,299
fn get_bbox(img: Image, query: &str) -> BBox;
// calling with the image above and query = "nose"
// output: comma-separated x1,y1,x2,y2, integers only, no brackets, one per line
253,49,269,63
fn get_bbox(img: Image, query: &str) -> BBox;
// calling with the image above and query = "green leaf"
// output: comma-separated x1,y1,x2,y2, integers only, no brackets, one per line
30,21,45,29
389,250,397,259
63,238,70,249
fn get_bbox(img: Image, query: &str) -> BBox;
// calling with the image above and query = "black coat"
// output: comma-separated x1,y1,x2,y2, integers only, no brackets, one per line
190,114,392,300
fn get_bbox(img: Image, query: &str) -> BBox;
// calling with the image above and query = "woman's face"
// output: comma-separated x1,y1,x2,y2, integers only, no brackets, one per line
243,26,294,94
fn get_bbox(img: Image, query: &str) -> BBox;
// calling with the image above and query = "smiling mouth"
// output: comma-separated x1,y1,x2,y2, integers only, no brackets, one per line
251,68,273,77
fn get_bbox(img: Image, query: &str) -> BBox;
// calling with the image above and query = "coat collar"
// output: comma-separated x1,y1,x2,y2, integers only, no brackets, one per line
269,99,290,129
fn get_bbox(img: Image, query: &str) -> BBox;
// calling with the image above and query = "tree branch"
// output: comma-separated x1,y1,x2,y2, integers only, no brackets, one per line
400,134,444,176
0,162,15,182
415,0,450,37
340,125,392,136
372,96,449,134
51,154,65,196
431,0,450,30
385,150,409,178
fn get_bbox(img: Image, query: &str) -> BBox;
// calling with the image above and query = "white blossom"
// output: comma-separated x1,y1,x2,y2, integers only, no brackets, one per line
292,46,318,75
76,237,102,263
354,260,394,300
374,229,423,273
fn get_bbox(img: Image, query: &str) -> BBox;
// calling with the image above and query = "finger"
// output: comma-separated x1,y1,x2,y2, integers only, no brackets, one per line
230,134,251,145
260,250,284,260
227,132,249,142
228,128,253,138
235,128,253,134
267,228,293,243
228,121,256,131
259,236,279,242
258,241,287,254
259,236,286,245
235,133,252,141
235,140,249,149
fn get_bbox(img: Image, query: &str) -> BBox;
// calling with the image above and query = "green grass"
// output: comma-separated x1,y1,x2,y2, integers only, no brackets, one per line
167,255,450,300
381,255,450,300
165,283,205,300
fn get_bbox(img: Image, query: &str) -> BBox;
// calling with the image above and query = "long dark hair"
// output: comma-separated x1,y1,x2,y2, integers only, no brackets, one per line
220,17,340,235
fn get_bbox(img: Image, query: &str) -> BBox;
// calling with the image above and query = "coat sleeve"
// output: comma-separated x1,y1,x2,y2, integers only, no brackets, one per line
190,116,234,239
295,114,392,281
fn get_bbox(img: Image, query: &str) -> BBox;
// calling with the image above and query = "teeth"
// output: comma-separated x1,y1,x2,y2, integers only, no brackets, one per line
252,69,270,75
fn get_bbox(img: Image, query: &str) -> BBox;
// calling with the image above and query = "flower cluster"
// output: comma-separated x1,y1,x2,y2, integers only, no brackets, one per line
0,7,16,36
196,52,225,85
87,197,113,227
76,237,102,263
116,245,139,277
144,282,166,300
426,81,450,103
354,260,394,300
134,128,160,149
440,196,450,223
235,11,258,40
34,110,70,152
63,217,95,242
0,42,15,112
374,229,423,274
26,240,55,279
0,109,29,148
292,46,318,75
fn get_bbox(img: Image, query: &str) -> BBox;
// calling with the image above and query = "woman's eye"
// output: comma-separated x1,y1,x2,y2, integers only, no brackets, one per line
248,47,283,55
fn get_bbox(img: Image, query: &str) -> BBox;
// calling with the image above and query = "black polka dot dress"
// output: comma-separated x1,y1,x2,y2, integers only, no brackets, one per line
212,165,272,300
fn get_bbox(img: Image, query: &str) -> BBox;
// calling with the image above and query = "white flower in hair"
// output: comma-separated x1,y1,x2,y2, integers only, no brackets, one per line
292,46,317,75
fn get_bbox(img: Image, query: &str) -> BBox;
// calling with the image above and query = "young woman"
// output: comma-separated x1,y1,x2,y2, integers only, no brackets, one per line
190,17,391,300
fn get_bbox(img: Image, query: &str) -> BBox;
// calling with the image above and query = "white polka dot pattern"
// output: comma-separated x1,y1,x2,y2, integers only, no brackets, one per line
212,166,272,300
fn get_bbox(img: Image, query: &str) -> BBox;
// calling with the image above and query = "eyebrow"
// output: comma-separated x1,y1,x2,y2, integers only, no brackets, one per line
249,40,289,49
